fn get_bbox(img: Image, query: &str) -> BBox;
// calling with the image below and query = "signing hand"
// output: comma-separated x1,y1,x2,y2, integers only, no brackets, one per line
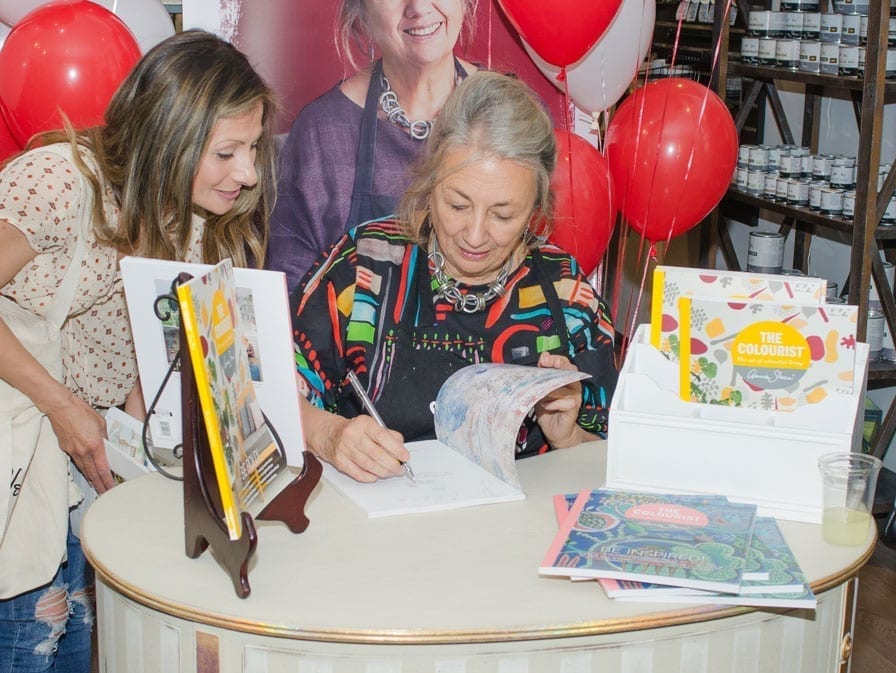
534,352,596,449
300,396,409,482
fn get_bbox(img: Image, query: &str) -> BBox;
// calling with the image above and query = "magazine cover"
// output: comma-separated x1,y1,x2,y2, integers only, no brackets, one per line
540,489,758,593
650,266,827,361
679,296,858,410
177,260,294,540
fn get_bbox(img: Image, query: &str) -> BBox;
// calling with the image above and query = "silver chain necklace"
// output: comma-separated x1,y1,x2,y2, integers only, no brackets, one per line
379,73,433,140
427,236,513,313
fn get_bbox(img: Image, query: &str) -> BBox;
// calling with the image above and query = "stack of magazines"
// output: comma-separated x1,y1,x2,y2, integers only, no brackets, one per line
540,488,816,609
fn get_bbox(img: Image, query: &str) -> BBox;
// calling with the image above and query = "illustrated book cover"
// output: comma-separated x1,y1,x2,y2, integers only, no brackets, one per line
540,488,758,593
650,265,828,361
322,363,589,518
679,295,859,410
120,256,305,465
176,259,296,540
596,517,816,608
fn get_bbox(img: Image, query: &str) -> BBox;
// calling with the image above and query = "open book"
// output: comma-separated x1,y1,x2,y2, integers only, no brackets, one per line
322,363,590,517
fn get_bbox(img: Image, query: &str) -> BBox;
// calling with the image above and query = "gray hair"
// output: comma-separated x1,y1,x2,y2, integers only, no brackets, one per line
335,0,479,71
400,71,556,245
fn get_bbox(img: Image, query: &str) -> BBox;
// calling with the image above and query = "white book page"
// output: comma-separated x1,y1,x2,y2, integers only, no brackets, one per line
322,439,525,518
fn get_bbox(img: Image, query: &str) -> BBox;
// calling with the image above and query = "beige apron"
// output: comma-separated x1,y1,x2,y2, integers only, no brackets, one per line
0,144,91,599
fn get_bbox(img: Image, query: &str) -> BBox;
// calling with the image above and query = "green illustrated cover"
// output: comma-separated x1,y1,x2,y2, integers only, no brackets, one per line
540,489,758,593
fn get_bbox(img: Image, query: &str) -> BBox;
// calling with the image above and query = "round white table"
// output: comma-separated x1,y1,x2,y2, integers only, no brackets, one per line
82,441,873,673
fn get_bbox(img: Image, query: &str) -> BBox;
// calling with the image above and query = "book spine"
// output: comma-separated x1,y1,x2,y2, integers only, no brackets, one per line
649,268,666,350
677,296,692,402
540,488,592,569
176,283,242,540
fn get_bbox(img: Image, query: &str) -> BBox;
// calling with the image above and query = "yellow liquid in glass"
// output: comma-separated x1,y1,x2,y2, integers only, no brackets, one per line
822,507,871,546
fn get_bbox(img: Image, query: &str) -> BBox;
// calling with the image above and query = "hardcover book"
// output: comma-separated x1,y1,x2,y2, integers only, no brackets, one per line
650,266,828,362
540,489,758,593
176,259,296,540
322,363,589,518
679,295,859,410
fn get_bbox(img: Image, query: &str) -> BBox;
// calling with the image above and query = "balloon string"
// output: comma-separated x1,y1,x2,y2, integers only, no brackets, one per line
670,6,684,69
486,0,493,70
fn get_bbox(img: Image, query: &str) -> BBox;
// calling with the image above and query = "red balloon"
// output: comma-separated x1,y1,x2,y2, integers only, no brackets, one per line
0,107,22,164
548,130,616,276
0,0,140,146
496,0,623,67
605,78,738,244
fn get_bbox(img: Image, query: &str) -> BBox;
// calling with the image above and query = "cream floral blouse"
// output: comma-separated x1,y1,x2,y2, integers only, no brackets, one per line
0,145,204,408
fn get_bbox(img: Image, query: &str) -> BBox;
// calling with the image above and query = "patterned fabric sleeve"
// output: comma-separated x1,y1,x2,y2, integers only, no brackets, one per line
290,232,360,412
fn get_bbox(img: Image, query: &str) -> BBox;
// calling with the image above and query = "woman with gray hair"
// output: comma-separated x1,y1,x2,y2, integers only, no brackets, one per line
291,72,617,483
267,0,479,291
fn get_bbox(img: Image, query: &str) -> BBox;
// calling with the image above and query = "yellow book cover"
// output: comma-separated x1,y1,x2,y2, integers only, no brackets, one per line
651,266,828,360
678,295,859,410
176,260,292,540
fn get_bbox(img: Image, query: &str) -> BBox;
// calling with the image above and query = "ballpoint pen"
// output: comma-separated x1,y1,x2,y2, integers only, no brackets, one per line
346,370,416,482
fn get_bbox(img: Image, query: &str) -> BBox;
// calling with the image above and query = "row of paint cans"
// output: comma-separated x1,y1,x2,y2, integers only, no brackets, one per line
741,38,896,77
747,10,896,46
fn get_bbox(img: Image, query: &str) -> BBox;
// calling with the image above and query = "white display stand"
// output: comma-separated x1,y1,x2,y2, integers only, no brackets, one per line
607,324,870,523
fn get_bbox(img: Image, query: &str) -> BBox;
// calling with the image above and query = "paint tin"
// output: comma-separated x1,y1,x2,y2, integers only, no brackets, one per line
769,11,788,38
842,190,856,220
799,40,822,73
834,0,870,14
811,154,834,181
819,187,844,216
839,45,860,76
801,12,821,39
841,13,861,45
748,9,772,36
778,152,801,178
746,169,766,195
868,261,895,311
819,12,842,43
776,176,791,203
737,144,753,168
830,160,856,190
776,39,801,69
759,38,778,66
887,49,896,79
867,310,884,360
808,180,827,210
747,231,785,274
787,178,810,206
883,324,896,362
859,14,868,45
882,196,896,225
820,42,840,75
890,17,896,47
767,146,785,173
764,172,781,200
741,36,760,64
784,12,804,38
735,167,749,190
748,145,770,171
826,281,840,300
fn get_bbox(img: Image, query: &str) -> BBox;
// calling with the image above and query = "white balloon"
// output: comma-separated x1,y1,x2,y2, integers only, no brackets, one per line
0,0,45,26
0,21,9,51
524,0,656,114
91,0,175,54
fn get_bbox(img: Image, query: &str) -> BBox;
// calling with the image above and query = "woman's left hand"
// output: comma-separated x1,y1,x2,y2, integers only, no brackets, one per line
534,352,596,449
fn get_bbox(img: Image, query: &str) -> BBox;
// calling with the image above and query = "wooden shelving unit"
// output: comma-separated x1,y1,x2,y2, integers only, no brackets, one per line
704,0,896,503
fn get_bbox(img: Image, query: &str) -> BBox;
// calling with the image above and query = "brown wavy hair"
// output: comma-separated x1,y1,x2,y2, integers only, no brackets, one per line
32,29,278,268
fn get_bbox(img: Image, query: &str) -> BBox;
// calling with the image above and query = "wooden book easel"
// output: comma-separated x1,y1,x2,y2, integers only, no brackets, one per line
178,297,322,599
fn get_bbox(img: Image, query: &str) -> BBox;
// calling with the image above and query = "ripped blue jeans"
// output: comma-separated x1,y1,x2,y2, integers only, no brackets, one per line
0,527,94,673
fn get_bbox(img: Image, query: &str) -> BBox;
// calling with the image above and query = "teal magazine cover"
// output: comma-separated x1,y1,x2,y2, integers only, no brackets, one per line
540,489,758,593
